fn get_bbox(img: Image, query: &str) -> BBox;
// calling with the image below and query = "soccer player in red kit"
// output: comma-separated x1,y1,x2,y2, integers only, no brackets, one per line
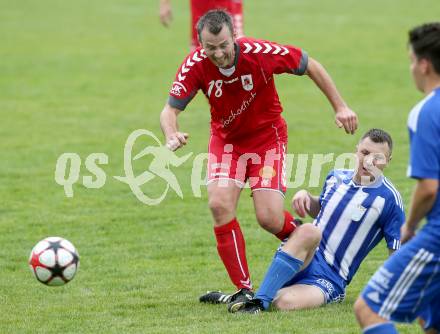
159,0,244,50
160,10,358,310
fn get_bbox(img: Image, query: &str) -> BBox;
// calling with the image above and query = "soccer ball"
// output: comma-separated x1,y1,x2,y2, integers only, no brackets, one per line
28,237,80,286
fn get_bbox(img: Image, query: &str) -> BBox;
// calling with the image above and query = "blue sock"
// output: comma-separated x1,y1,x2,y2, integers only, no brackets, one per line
255,250,303,310
363,323,398,334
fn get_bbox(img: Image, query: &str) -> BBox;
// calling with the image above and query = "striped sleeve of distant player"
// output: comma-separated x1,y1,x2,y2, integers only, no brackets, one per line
167,49,206,111
381,178,405,250
241,37,308,76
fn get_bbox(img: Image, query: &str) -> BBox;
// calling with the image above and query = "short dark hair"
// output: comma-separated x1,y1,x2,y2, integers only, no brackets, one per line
361,128,393,155
409,22,440,75
197,9,234,41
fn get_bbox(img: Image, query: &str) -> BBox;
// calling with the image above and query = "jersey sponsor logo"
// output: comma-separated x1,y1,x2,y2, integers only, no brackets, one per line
170,82,187,96
241,74,253,91
170,85,182,96
177,50,207,82
242,42,289,56
222,91,257,128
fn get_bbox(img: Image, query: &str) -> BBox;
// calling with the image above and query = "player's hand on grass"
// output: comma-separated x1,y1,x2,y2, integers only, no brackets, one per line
335,107,358,135
166,132,189,151
292,190,311,218
400,224,416,244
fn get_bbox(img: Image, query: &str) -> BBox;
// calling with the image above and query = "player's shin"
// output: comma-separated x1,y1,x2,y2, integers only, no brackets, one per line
255,250,303,310
214,218,252,290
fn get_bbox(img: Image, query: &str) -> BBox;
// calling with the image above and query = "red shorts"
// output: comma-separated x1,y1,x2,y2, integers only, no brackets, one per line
207,125,287,194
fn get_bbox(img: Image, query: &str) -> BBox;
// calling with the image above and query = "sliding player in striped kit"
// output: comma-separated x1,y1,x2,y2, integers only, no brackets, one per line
160,9,358,310
355,23,440,334
232,129,404,314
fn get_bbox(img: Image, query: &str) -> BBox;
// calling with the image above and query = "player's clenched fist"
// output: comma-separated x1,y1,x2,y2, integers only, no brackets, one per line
166,132,189,151
292,190,311,218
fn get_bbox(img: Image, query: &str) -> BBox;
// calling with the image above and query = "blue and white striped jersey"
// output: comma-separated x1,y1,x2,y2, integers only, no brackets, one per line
314,169,405,284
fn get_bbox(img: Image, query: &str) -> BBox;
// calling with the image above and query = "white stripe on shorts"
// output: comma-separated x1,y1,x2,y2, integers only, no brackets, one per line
379,248,433,319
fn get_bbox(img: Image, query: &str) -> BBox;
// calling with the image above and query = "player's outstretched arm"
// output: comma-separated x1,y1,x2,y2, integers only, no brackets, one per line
305,57,358,134
160,103,189,151
159,0,173,27
292,190,321,219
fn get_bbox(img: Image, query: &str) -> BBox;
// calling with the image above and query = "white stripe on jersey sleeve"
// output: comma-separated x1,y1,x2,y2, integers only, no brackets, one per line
338,196,385,280
383,178,403,210
323,188,369,266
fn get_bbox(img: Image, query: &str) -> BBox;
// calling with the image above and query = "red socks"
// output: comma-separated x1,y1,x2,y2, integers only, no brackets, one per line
214,212,297,290
275,211,298,241
214,218,252,290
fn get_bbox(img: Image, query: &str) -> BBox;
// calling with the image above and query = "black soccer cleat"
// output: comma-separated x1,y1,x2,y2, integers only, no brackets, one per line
227,288,255,313
236,298,265,314
199,291,232,304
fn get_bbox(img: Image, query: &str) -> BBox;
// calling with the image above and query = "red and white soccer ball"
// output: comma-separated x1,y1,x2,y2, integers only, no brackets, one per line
28,237,79,286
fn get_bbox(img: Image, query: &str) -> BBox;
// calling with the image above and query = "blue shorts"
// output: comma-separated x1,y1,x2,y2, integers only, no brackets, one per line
283,251,346,304
362,226,440,325
418,293,440,331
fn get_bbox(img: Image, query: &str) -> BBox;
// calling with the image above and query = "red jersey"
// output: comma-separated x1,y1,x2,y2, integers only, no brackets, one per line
190,0,243,48
168,37,308,142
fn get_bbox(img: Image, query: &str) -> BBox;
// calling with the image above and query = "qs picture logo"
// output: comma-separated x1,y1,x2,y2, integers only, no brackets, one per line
53,129,376,205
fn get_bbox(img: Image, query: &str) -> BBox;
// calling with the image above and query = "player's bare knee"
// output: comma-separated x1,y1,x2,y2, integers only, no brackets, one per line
208,196,234,222
273,293,295,311
292,224,321,249
281,225,320,256
255,208,282,233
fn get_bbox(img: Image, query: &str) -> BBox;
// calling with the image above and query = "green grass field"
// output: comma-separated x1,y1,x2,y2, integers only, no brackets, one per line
1,0,439,333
